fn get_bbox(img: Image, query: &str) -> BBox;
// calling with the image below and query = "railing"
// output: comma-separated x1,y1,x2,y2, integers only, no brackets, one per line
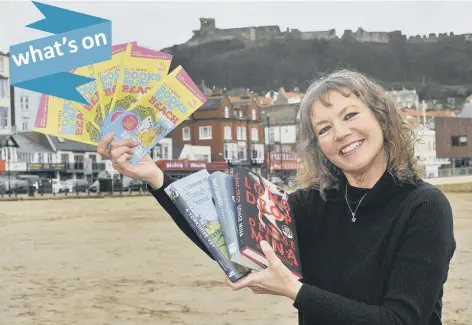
0,178,148,198
437,167,472,178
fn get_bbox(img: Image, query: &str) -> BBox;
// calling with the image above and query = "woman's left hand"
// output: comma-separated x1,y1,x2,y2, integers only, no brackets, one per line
226,240,303,300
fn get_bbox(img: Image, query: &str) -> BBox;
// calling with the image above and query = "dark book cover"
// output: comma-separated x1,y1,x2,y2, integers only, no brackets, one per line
233,167,302,279
208,172,262,271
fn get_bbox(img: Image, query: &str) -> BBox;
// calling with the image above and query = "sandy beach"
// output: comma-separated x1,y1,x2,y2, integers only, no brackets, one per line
0,192,470,325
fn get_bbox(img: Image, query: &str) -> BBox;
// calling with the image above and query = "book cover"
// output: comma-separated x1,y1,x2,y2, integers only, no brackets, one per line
107,65,206,164
33,94,100,146
233,167,302,279
94,42,137,136
165,170,250,282
104,43,172,135
70,64,104,130
208,172,263,271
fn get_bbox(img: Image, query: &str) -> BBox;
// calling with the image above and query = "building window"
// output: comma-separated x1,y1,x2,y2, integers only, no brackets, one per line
163,146,169,159
18,153,33,163
238,110,243,118
22,121,28,130
0,80,7,98
0,106,7,128
252,109,256,121
252,144,264,160
451,136,467,147
151,146,161,160
0,57,3,73
224,106,229,118
25,96,29,109
237,126,247,140
74,155,84,163
20,96,24,109
61,154,69,163
182,127,190,141
199,126,212,140
224,143,237,160
238,142,247,161
224,126,232,140
251,127,258,141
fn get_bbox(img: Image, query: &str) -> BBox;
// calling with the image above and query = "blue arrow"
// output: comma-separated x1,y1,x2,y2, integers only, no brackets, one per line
27,1,110,34
14,72,95,104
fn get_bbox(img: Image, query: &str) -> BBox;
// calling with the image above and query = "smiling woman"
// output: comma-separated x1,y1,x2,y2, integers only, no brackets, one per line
297,69,418,196
273,69,456,325
96,68,456,325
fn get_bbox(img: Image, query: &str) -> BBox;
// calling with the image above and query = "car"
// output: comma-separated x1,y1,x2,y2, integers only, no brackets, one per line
2,179,30,194
52,179,67,194
64,179,89,193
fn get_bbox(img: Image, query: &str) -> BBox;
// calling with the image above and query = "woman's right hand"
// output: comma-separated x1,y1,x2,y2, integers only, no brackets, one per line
96,133,164,190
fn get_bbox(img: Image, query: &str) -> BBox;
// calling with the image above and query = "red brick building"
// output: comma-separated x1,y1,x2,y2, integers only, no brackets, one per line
170,95,265,174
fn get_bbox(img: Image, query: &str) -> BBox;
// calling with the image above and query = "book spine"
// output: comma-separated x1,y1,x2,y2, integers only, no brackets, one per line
233,168,246,250
166,185,248,283
208,174,239,259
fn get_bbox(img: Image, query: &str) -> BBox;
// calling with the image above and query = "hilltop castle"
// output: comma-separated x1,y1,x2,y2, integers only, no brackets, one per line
181,18,472,47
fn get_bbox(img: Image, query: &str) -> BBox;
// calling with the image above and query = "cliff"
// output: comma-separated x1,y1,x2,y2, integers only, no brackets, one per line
160,19,472,101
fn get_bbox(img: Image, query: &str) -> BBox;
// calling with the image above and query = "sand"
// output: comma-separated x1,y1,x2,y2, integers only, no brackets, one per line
0,193,470,325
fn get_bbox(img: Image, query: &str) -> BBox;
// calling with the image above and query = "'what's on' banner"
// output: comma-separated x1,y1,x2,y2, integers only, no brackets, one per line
9,1,112,104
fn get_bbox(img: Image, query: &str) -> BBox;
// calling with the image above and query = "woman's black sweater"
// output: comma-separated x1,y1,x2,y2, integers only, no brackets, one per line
148,170,456,325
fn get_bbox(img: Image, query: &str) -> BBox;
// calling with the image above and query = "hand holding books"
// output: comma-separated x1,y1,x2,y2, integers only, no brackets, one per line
226,240,303,300
96,133,164,190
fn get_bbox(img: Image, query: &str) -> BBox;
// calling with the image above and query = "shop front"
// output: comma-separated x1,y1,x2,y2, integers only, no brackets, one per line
156,159,229,179
268,152,301,183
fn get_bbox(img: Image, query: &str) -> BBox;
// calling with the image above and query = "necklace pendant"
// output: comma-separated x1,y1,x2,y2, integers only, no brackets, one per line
351,213,356,222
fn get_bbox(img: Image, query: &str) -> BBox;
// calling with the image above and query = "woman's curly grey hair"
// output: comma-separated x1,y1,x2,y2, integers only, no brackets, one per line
296,69,420,200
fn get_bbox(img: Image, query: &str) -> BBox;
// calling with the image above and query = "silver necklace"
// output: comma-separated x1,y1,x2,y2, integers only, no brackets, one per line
344,184,368,222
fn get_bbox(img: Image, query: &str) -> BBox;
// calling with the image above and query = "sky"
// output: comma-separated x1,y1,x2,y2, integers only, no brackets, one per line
1,0,471,52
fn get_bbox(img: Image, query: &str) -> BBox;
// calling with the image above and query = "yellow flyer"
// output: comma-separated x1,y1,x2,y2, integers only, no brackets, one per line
93,42,136,130
108,66,207,164
33,94,100,146
70,65,103,129
105,43,172,131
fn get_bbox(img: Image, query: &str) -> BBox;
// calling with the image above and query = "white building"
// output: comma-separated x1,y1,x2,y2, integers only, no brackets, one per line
178,144,211,161
262,104,299,150
150,138,173,161
0,51,11,135
12,88,42,132
414,125,449,178
0,132,105,182
261,104,301,178
386,88,419,109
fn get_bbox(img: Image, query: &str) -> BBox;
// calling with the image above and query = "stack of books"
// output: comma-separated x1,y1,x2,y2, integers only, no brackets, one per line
165,167,302,282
